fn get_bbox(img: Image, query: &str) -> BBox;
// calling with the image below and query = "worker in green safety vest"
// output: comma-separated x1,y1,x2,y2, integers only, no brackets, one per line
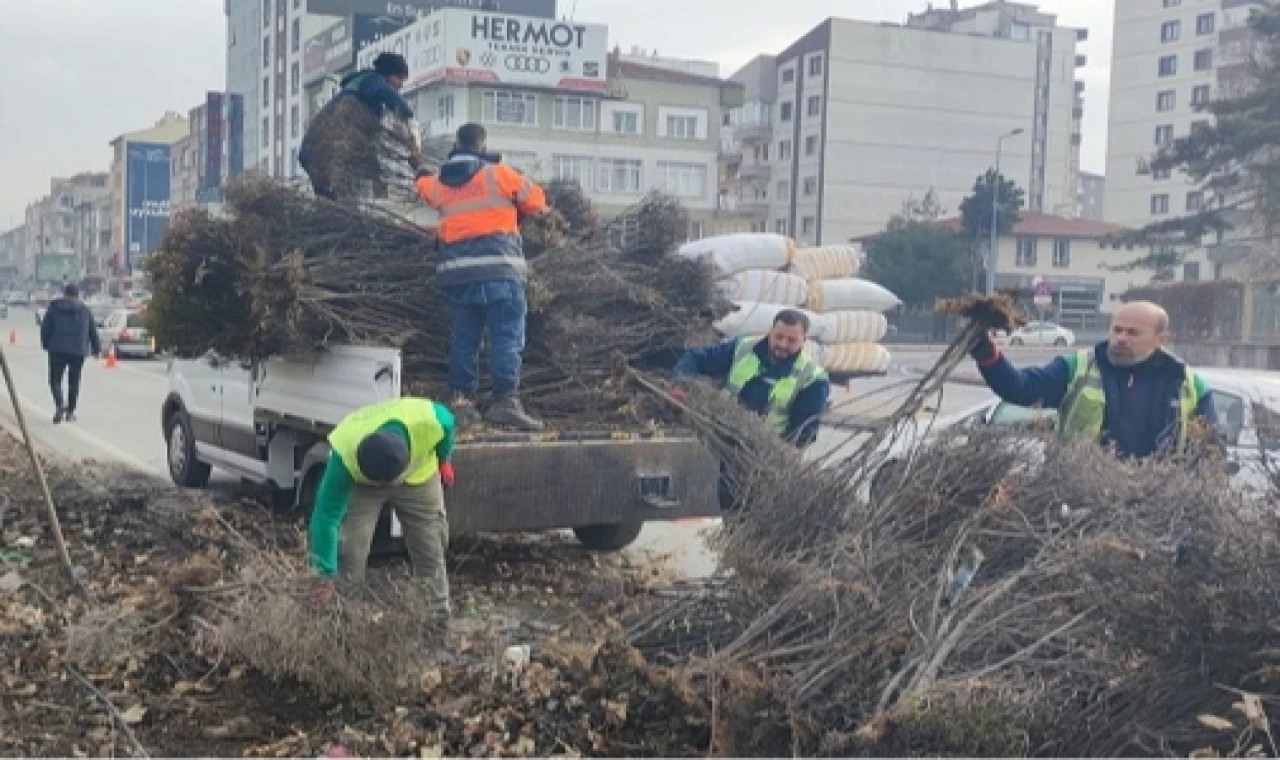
672,309,831,448
309,397,456,625
970,300,1218,459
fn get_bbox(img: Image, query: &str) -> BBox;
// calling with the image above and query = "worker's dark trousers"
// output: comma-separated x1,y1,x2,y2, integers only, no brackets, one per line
48,352,86,413
444,281,527,398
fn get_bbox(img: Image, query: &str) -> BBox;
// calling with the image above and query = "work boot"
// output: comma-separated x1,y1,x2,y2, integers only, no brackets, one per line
485,395,544,432
451,394,482,430
64,411,77,423
52,408,64,425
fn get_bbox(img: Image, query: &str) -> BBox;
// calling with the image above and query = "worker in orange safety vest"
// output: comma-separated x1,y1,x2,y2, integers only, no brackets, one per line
415,123,550,432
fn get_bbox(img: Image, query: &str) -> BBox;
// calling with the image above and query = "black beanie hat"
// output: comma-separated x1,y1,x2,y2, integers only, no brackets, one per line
356,431,410,483
373,52,410,79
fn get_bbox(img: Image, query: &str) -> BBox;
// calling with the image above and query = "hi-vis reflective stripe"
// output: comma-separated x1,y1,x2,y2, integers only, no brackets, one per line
434,169,510,218
437,255,530,273
514,179,536,203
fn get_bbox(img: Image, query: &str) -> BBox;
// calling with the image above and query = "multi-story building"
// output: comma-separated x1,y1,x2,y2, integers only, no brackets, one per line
1076,170,1106,220
0,225,27,285
171,94,236,212
108,113,189,274
720,55,777,234
18,174,110,284
721,1,1084,246
1105,0,1270,281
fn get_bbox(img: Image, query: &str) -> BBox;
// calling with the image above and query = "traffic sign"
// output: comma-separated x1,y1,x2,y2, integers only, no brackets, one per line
1033,278,1052,307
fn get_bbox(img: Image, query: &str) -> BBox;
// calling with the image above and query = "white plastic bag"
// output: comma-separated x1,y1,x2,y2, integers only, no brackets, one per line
714,301,818,338
678,233,795,277
716,270,809,307
820,343,892,373
806,278,901,313
814,310,888,344
789,245,863,281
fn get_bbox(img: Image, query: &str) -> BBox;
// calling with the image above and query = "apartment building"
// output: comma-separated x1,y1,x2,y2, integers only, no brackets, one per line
1076,170,1106,220
19,174,111,284
1105,0,1270,281
108,113,189,273
721,1,1085,246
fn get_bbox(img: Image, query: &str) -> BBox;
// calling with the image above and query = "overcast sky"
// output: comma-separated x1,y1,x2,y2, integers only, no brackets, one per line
0,0,1112,225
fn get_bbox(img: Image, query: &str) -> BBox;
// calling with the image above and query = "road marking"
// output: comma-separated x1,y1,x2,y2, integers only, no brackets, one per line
0,388,158,474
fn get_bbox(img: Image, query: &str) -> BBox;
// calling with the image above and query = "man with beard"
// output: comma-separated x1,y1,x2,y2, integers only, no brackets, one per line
971,300,1217,459
671,309,830,448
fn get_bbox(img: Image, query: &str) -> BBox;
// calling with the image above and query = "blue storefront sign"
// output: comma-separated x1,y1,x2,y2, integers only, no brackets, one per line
125,141,172,272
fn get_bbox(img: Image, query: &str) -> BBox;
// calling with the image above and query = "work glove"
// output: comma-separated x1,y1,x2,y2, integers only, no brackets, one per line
311,578,336,606
970,332,1000,365
407,152,423,171
668,382,691,405
439,461,455,489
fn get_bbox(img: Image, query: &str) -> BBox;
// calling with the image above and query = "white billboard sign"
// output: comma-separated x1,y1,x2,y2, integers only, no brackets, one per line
356,8,608,93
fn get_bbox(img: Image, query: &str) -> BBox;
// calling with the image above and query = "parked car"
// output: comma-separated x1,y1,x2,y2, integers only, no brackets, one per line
6,292,29,306
99,309,155,359
88,303,117,328
994,321,1076,347
867,369,1280,503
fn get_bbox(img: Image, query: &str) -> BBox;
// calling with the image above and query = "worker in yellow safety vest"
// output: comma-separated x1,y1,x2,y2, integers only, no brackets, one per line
309,397,456,626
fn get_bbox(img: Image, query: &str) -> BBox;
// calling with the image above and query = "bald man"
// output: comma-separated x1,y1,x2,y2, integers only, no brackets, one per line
971,301,1217,459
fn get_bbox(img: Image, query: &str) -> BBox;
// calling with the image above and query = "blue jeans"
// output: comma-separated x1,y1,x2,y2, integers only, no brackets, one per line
444,281,527,397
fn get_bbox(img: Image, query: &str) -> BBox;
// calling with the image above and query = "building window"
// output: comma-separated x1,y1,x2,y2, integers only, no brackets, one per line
1158,55,1177,77
775,219,787,234
806,96,821,117
553,97,597,131
1052,238,1070,268
1197,13,1215,35
482,91,537,126
808,55,823,77
611,110,639,135
1191,119,1211,134
291,17,300,53
552,155,593,189
1155,124,1174,145
1194,49,1213,71
802,177,817,196
1184,262,1201,281
1161,20,1180,42
688,220,705,242
261,117,270,148
504,151,539,176
801,216,816,236
658,162,707,198
780,102,793,122
438,95,454,120
1153,164,1172,180
1187,190,1204,212
263,36,270,67
262,77,270,108
1191,85,1211,106
597,158,642,194
1016,238,1038,267
781,68,795,84
1163,0,1179,6
1157,90,1176,111
290,62,299,95
666,115,698,140
776,180,789,199
263,0,270,25
290,104,299,138
804,135,818,156
779,140,792,160
1151,194,1170,214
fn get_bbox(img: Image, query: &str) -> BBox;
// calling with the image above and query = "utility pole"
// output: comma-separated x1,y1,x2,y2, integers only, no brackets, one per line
986,127,1024,295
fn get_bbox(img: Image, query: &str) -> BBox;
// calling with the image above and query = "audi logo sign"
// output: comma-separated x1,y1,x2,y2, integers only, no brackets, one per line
504,55,550,74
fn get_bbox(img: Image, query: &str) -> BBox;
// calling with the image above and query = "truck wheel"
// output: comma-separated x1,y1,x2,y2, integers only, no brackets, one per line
573,521,644,552
167,411,211,488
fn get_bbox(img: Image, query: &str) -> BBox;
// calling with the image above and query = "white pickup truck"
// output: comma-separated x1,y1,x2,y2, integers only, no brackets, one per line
161,346,721,551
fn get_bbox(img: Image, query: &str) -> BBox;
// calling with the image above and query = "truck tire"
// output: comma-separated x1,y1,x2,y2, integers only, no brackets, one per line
167,411,212,488
573,520,644,552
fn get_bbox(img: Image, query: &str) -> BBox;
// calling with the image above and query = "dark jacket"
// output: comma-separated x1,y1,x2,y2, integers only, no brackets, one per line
675,337,830,448
41,298,101,358
975,340,1217,459
298,69,414,171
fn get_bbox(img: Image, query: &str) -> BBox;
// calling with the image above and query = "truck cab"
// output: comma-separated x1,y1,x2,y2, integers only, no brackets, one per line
161,346,721,551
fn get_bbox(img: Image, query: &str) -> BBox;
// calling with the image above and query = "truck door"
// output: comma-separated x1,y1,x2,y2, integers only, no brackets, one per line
180,352,225,446
218,358,259,459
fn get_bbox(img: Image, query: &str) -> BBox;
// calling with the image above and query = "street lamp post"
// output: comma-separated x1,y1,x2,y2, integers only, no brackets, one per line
986,127,1025,295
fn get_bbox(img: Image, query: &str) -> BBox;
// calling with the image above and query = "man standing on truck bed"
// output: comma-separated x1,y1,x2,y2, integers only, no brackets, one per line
40,283,101,424
672,309,831,448
310,397,457,627
415,123,550,432
298,52,423,201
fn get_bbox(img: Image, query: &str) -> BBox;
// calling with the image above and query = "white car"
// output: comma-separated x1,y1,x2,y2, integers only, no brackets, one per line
868,368,1280,502
995,321,1076,347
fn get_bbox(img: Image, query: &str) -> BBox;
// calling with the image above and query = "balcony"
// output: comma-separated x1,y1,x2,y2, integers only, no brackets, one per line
738,163,772,181
731,121,772,145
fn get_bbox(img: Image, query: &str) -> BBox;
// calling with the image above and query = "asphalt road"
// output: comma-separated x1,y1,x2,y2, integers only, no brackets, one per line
0,306,996,579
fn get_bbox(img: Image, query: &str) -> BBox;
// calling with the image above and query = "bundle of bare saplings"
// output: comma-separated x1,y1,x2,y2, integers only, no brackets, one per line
628,298,1280,757
146,172,724,424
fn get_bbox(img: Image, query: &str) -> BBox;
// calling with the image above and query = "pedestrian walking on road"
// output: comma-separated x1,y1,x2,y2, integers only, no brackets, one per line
39,283,100,424
309,397,456,628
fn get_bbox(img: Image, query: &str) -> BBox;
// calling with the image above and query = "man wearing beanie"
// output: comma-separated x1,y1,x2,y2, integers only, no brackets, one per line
298,51,423,199
309,397,456,626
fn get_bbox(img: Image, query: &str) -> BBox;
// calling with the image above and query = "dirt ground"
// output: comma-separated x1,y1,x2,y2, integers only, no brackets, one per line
0,433,709,758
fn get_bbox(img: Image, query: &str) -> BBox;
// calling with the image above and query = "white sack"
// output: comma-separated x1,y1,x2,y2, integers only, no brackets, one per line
716,270,809,307
806,278,902,313
714,301,817,338
789,244,864,281
820,343,893,373
678,233,795,277
814,310,889,344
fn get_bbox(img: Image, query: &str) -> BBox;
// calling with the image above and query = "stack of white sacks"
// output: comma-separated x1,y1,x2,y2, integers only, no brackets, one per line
677,233,900,374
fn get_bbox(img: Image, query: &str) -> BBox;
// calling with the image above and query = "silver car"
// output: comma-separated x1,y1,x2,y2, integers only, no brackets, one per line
99,309,155,359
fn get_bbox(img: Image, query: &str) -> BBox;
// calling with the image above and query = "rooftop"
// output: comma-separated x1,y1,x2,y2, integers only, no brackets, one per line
938,211,1128,239
608,55,730,87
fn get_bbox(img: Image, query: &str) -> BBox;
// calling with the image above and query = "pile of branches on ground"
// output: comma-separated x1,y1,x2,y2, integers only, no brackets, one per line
630,297,1280,757
148,174,723,424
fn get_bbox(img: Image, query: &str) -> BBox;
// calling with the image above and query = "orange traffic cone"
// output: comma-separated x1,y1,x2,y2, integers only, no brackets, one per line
104,346,118,370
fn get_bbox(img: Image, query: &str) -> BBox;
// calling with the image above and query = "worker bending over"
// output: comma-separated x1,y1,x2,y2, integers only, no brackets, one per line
310,397,456,626
416,123,549,432
972,300,1216,459
673,309,831,448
